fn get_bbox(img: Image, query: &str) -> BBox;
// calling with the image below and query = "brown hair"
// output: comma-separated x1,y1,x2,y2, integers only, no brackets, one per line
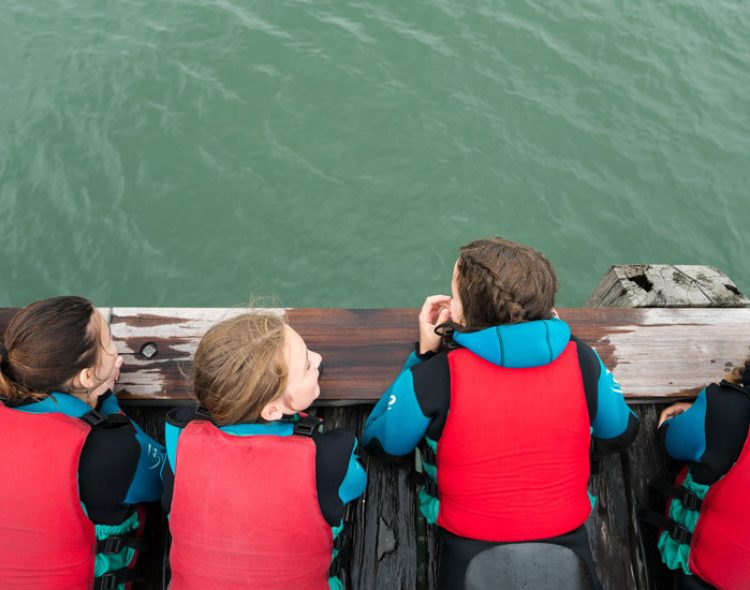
454,237,558,330
0,296,100,402
192,312,289,426
725,355,750,386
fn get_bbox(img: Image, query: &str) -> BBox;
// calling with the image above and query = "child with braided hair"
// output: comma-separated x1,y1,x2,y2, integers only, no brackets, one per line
363,237,639,590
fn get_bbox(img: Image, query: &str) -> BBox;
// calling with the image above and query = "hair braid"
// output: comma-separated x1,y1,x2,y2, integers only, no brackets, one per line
455,237,558,331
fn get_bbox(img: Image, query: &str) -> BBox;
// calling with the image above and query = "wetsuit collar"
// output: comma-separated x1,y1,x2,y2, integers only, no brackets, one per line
14,392,93,418
453,318,571,369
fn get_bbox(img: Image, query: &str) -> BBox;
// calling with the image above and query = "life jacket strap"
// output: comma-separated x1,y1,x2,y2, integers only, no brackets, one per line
79,410,130,429
408,470,438,496
416,441,438,494
420,441,436,465
93,566,139,590
293,415,323,437
640,509,693,545
329,502,355,579
650,480,703,511
97,534,149,554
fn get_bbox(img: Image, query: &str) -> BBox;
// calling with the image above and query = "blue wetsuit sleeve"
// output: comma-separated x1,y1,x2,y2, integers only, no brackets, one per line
660,389,707,463
362,363,431,457
591,353,638,441
99,391,166,503
338,439,367,504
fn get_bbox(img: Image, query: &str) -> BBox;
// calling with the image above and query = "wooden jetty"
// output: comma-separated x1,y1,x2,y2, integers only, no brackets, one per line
0,265,747,589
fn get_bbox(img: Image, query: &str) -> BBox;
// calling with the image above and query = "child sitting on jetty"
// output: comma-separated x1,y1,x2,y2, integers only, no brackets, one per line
647,357,750,590
363,236,639,590
162,311,366,590
0,296,165,590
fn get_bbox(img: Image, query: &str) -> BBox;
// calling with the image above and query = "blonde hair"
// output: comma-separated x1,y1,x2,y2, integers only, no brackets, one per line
192,312,288,426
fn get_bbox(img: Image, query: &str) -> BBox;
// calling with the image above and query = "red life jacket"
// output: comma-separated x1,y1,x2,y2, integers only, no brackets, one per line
168,419,334,590
688,429,750,589
437,342,592,542
0,402,96,590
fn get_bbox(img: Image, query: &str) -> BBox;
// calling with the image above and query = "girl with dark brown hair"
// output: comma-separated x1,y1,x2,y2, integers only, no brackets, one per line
0,295,165,590
363,237,639,590
162,311,366,590
647,357,750,589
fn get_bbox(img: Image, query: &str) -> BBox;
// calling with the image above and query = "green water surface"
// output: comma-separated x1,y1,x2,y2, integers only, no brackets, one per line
1,0,748,308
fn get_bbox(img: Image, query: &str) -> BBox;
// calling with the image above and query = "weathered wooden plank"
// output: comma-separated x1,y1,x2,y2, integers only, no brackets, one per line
4,306,750,402
109,307,416,402
424,513,440,590
586,265,749,308
354,456,418,590
586,452,638,589
108,307,750,402
564,308,750,399
622,405,680,590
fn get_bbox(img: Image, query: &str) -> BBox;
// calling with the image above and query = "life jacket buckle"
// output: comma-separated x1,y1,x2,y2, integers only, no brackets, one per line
97,534,148,555
669,522,692,545
96,572,120,590
80,410,107,428
679,490,703,512
293,416,322,437
98,536,124,554
650,479,703,512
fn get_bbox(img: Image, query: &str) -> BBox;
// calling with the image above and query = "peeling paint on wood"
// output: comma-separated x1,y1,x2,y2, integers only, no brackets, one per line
4,306,750,402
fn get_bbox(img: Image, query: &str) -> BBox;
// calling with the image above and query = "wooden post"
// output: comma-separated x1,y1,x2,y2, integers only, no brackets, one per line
587,265,748,308
585,266,747,590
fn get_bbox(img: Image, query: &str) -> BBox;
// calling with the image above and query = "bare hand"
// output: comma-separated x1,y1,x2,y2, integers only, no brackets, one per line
419,295,452,355
658,402,692,428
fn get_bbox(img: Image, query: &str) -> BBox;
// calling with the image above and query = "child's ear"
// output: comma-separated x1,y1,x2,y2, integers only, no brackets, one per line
260,401,284,422
76,367,96,390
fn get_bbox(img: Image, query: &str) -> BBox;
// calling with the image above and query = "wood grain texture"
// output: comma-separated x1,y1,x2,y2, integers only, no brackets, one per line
623,405,681,590
106,307,750,401
3,306,749,402
586,265,749,308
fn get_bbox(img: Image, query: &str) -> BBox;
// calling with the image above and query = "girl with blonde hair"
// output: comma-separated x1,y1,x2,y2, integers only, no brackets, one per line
162,311,366,590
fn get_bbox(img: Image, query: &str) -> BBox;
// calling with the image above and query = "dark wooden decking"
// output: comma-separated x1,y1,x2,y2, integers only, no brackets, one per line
3,306,750,589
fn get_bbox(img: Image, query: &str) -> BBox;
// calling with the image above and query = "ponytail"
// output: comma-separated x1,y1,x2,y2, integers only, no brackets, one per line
0,297,99,402
0,341,33,401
